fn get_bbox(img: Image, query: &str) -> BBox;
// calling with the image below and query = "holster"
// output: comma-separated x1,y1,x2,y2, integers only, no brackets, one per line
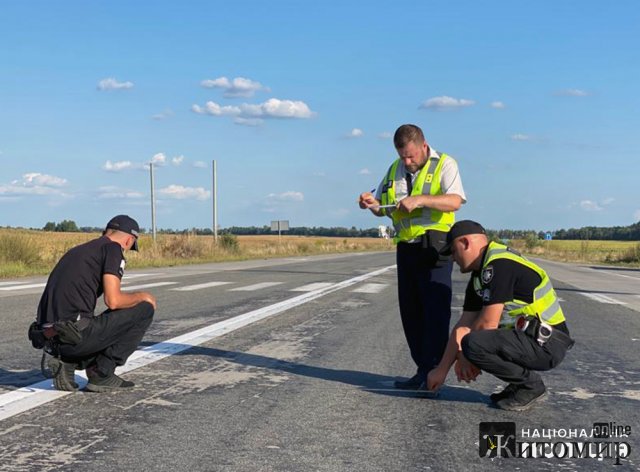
27,320,83,349
421,230,451,268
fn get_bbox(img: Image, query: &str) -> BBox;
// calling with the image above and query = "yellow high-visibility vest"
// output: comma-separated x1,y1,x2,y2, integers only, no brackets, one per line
379,153,455,243
473,241,566,328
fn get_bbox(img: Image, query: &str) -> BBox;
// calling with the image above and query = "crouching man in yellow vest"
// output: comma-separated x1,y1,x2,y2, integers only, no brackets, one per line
426,220,574,411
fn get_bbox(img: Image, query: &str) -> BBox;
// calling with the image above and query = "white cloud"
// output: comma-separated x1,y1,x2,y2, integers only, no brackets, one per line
97,78,134,91
634,209,640,222
511,134,532,141
420,96,475,111
192,98,315,123
346,128,364,138
359,168,371,175
378,132,392,139
97,186,144,199
152,109,173,120
491,101,505,109
601,197,615,206
0,173,68,196
151,153,167,166
103,160,134,172
580,200,603,211
234,117,263,127
200,76,269,98
171,155,184,166
192,102,241,116
22,173,67,187
266,191,304,202
158,185,210,200
193,161,207,169
556,88,589,97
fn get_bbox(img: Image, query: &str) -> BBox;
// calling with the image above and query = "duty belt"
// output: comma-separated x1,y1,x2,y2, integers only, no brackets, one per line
515,315,574,349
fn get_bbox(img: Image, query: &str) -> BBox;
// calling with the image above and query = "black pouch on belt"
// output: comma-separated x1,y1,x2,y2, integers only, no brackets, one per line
421,230,451,268
27,322,47,349
53,321,83,345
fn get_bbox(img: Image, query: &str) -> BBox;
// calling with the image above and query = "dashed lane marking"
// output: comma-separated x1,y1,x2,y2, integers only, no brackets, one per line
171,281,232,292
351,283,388,294
290,282,335,292
0,264,396,422
229,282,284,291
578,292,627,305
0,283,46,291
121,282,178,291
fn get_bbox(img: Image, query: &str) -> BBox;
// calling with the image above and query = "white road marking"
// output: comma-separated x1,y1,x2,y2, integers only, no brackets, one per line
229,282,283,291
578,292,627,305
351,283,388,294
290,282,334,292
171,281,232,292
0,281,28,287
589,268,640,281
121,282,177,291
0,283,46,291
0,264,396,422
122,273,158,280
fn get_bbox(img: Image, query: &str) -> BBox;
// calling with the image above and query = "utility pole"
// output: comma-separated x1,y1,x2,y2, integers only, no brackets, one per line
212,159,218,243
150,162,157,242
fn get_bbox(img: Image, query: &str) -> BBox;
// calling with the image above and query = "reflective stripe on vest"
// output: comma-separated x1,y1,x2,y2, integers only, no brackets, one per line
473,241,566,328
379,153,455,243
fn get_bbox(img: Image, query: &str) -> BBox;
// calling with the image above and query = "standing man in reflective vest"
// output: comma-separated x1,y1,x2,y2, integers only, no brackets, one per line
358,124,466,389
426,220,574,410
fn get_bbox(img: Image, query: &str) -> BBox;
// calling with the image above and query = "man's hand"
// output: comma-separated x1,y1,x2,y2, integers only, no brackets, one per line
454,354,482,383
427,366,448,391
396,195,423,213
358,192,379,209
140,292,157,310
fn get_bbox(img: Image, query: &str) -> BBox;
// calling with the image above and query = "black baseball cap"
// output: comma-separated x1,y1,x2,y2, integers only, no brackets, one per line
105,215,140,251
439,220,486,256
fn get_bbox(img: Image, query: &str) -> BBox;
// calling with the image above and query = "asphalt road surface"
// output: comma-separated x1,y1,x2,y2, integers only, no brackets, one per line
0,252,638,471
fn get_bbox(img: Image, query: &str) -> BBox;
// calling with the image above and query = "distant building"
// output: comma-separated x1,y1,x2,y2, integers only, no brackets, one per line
378,225,393,239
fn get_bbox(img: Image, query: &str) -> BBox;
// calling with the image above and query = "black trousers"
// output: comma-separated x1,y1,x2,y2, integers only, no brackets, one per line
396,242,453,376
58,302,154,375
461,328,569,389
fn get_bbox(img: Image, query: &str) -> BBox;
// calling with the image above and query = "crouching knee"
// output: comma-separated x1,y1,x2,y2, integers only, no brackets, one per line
137,301,155,319
461,332,482,364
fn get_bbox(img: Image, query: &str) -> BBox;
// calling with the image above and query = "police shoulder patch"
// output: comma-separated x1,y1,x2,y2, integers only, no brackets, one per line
481,265,494,284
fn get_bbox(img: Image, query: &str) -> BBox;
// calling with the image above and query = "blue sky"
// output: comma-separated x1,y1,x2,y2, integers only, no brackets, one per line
1,1,639,232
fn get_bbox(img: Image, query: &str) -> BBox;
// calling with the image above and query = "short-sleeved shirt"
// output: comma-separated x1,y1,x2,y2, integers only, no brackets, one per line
375,148,466,203
37,236,126,324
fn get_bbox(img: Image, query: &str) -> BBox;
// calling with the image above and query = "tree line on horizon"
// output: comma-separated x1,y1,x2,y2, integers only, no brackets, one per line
5,220,640,241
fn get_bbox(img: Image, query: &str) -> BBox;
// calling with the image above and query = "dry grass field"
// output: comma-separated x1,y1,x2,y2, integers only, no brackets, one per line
509,238,640,265
0,229,394,278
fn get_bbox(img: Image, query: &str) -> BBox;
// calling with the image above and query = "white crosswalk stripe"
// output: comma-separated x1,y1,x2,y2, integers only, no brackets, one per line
290,282,334,292
578,292,627,305
351,283,389,294
229,282,283,291
0,283,46,291
171,281,232,292
122,282,177,291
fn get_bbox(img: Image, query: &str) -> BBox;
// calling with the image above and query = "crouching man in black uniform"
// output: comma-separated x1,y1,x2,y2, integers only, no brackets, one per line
33,215,156,392
426,220,574,411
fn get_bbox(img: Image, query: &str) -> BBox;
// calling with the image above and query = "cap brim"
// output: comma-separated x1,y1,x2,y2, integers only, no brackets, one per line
132,239,139,251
